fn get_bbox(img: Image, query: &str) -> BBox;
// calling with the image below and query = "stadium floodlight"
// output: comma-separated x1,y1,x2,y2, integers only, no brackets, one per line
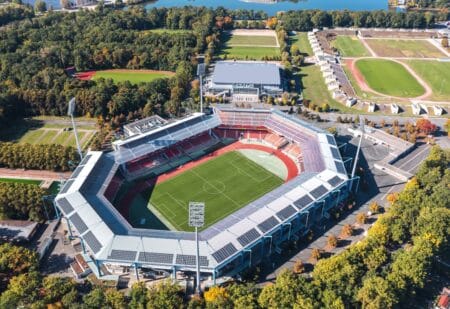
351,118,365,179
189,202,205,294
67,98,83,161
197,63,206,114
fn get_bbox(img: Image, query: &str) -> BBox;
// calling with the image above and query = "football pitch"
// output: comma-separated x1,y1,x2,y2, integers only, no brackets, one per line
330,36,369,57
132,151,284,232
93,70,174,84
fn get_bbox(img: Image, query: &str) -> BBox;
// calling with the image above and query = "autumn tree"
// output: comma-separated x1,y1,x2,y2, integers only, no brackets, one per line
356,213,368,225
327,234,338,249
415,118,437,135
293,259,305,274
340,224,354,238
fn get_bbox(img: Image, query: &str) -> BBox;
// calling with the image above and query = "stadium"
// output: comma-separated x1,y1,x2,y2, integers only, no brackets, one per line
55,107,353,283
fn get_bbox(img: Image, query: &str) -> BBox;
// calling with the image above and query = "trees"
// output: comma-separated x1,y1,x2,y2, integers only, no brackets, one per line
146,280,183,309
327,234,338,249
340,224,354,238
357,276,397,309
369,201,380,214
293,259,305,274
415,118,437,135
34,0,47,13
442,37,449,48
310,248,322,262
356,213,368,225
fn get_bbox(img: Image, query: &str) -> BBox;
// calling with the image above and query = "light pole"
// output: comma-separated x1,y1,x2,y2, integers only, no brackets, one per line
68,97,83,161
189,202,205,295
197,63,206,114
351,118,364,191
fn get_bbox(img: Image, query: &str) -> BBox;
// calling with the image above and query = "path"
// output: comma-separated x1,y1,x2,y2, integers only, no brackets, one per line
358,36,377,57
0,168,71,181
428,38,450,57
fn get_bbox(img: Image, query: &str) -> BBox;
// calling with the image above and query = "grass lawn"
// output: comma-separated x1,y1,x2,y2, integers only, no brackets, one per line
93,70,174,84
0,178,41,185
136,151,283,231
407,60,450,101
355,59,425,98
331,36,369,57
219,46,280,60
299,64,355,113
227,34,277,46
365,39,445,58
290,32,313,56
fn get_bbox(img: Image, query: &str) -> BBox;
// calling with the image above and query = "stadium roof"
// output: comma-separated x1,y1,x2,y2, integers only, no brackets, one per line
212,61,281,86
55,108,350,273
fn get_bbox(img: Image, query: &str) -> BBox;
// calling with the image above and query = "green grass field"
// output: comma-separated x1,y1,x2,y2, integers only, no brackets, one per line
407,60,450,101
290,33,313,56
219,46,280,60
0,178,41,185
227,35,277,46
133,151,283,231
365,39,445,58
93,70,174,84
16,129,93,148
331,36,369,57
355,59,425,98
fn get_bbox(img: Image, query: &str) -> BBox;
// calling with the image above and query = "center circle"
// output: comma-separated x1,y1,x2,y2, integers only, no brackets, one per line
202,180,226,194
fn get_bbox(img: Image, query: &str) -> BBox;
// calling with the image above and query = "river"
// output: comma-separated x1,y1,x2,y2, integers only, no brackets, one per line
23,0,388,14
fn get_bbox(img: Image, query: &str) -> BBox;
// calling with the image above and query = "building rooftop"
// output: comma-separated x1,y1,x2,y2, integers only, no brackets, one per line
212,61,281,86
0,220,39,242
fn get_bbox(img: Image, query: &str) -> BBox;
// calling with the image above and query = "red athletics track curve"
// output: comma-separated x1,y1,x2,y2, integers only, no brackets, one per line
116,141,299,218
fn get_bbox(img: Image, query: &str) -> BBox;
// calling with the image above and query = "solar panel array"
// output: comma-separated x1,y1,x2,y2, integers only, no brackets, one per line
57,197,74,215
212,243,238,263
83,231,102,254
257,216,279,233
310,185,328,199
276,205,297,221
69,213,88,234
335,161,347,175
326,135,336,145
59,179,75,195
328,176,343,187
139,252,174,264
330,147,340,159
108,250,137,261
237,228,260,247
70,166,84,179
176,254,209,266
79,154,92,166
294,195,313,209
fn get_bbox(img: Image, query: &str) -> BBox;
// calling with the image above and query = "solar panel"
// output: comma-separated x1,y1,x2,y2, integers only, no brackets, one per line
108,250,137,261
335,161,347,175
326,135,336,145
257,216,279,233
56,197,74,215
138,252,173,264
212,243,238,263
83,231,102,254
328,176,343,187
310,185,328,199
176,255,209,267
237,228,261,247
79,154,92,166
293,195,313,209
70,166,83,179
330,147,340,159
59,179,74,194
276,205,297,221
69,213,88,234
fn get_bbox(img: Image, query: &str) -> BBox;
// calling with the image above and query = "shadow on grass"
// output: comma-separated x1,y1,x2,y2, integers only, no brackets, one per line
0,118,45,142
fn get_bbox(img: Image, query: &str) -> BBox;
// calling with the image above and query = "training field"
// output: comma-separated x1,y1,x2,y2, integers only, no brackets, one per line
134,151,283,231
407,60,450,101
331,36,369,57
355,59,425,98
92,70,174,84
219,30,280,60
365,39,445,58
17,128,95,148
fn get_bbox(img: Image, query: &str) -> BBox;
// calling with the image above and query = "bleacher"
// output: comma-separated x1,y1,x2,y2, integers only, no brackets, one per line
263,133,288,149
104,175,124,202
283,143,302,162
217,109,270,128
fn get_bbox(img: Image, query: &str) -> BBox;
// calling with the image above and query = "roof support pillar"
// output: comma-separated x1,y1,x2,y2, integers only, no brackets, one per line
134,263,139,282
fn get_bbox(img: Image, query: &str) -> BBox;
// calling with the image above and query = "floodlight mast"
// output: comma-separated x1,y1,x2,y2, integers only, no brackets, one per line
351,118,364,179
189,202,205,295
68,98,83,161
197,63,206,114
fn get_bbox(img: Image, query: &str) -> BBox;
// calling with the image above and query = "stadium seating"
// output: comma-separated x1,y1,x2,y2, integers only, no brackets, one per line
263,133,288,149
217,110,270,128
104,175,124,202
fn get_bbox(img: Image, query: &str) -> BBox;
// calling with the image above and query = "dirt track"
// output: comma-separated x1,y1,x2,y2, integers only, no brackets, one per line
0,168,71,181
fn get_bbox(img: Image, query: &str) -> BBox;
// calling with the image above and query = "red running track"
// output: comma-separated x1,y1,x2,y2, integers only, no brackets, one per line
116,141,299,217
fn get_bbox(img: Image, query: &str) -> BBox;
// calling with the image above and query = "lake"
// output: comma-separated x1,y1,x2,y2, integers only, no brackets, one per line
23,0,388,14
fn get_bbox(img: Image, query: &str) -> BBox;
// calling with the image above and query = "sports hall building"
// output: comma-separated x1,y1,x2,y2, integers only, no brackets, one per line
206,61,284,102
55,108,355,283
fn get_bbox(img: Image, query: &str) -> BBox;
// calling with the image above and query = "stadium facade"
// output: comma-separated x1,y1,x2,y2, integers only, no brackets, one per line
55,108,355,283
206,61,284,102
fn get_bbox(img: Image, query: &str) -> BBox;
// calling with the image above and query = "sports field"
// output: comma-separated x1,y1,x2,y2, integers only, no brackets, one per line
133,151,283,231
93,70,174,84
407,60,450,101
219,31,280,60
330,36,369,57
355,59,425,98
365,39,445,58
290,32,313,56
17,128,95,148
